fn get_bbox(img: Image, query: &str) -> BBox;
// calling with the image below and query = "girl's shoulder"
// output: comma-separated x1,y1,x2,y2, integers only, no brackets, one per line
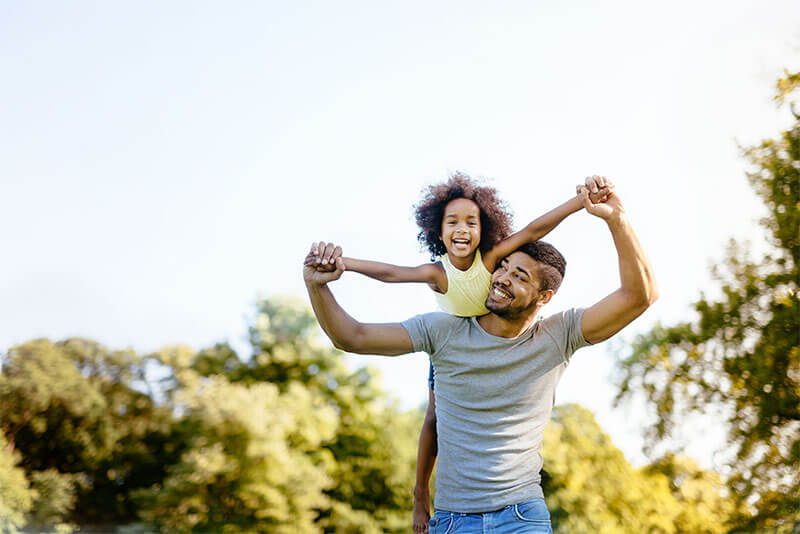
424,261,447,294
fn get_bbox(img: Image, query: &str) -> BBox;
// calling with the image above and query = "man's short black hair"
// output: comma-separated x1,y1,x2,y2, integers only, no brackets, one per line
515,241,566,293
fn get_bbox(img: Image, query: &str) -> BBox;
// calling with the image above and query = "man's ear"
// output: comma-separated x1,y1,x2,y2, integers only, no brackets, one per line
538,289,554,305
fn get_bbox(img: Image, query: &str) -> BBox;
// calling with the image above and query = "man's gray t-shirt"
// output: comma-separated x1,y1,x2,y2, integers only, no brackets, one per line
402,309,588,513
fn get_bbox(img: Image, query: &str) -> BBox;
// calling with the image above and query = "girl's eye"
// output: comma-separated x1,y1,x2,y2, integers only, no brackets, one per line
468,222,477,226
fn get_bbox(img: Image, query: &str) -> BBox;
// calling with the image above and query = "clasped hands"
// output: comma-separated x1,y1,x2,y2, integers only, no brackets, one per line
303,241,345,285
578,175,625,222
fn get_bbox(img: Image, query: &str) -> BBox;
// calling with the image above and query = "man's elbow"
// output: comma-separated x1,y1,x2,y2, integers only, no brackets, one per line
331,330,367,354
644,276,659,306
647,283,659,306
331,338,352,352
634,281,659,311
332,338,362,353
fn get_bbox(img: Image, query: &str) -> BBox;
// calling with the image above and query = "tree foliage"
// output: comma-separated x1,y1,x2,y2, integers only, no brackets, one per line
643,454,736,534
0,297,422,533
614,71,800,531
134,377,337,533
236,296,420,533
0,432,32,534
542,404,732,533
1,295,746,532
0,338,178,530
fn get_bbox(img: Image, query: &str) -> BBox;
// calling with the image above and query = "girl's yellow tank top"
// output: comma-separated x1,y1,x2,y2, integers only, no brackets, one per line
434,250,493,317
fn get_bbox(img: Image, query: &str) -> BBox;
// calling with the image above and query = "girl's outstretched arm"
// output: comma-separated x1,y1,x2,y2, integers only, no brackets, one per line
343,258,447,293
482,177,613,270
413,388,437,534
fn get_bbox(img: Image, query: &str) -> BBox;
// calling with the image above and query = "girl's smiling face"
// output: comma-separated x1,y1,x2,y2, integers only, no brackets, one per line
441,198,482,261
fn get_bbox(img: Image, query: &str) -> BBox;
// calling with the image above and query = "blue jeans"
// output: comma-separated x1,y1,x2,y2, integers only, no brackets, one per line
429,499,552,533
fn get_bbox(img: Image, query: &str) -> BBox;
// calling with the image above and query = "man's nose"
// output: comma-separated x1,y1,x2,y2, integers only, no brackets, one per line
495,272,511,285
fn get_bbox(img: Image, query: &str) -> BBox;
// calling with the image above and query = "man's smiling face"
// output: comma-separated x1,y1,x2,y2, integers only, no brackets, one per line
485,251,549,319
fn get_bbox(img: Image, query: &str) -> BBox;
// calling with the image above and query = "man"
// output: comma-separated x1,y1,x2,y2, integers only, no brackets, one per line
304,182,657,534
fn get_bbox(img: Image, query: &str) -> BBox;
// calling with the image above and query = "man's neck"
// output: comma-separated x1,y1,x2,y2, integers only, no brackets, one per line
477,308,540,339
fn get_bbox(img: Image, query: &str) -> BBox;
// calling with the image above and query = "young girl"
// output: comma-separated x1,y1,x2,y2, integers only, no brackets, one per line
310,172,611,533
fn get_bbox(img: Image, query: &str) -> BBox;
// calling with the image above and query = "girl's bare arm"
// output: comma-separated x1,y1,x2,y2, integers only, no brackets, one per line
483,178,613,270
343,258,447,293
413,389,437,534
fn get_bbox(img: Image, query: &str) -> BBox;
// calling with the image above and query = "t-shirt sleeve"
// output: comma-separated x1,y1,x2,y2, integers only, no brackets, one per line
401,312,456,355
541,308,590,364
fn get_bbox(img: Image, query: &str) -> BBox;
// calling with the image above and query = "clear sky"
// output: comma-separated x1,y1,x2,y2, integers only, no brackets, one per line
2,1,798,469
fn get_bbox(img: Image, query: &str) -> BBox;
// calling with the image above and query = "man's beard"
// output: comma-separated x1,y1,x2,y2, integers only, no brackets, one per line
486,298,528,320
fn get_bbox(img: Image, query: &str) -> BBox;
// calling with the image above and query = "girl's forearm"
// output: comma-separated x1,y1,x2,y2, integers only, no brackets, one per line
343,257,431,284
343,257,395,280
521,195,583,241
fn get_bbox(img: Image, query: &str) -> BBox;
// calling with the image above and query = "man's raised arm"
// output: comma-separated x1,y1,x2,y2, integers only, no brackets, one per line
304,242,415,356
579,181,659,344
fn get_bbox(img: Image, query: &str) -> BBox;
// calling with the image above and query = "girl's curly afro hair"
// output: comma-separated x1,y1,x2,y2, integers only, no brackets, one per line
414,173,514,261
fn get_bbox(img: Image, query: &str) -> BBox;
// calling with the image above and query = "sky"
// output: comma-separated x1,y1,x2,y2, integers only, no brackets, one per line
1,1,798,470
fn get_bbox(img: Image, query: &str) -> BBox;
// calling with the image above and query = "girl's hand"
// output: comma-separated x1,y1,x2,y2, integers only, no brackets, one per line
412,494,431,534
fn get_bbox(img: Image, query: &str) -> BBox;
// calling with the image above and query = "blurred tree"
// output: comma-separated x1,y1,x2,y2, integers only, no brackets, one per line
543,404,734,533
542,404,681,533
241,296,420,533
133,375,337,533
0,338,180,527
643,454,736,534
133,296,420,533
614,71,800,531
0,431,32,534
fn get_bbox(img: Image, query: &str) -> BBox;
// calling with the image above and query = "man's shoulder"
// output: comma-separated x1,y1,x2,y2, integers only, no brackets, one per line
536,307,590,357
406,311,470,329
401,312,471,354
539,307,584,327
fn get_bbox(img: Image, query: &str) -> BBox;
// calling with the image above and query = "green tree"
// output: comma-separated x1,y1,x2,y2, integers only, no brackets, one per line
0,338,180,528
643,454,735,534
0,432,33,534
134,296,421,533
134,375,337,533
614,71,800,531
542,404,733,533
240,296,420,533
542,404,681,533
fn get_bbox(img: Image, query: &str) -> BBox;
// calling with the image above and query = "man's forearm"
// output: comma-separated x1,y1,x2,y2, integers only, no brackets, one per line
607,214,658,306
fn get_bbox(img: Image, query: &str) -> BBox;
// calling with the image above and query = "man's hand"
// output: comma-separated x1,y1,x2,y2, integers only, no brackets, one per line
580,176,625,222
303,241,345,286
